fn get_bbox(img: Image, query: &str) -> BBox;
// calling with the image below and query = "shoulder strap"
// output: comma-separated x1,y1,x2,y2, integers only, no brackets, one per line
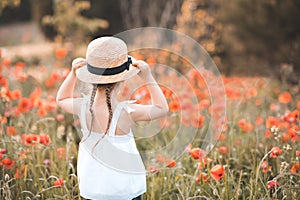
108,100,136,136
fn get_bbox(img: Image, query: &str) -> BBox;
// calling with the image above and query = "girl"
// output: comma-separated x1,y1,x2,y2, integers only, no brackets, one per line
56,37,169,200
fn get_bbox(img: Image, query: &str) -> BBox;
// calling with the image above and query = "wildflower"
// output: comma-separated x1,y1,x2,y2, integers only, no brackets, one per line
147,166,159,174
37,108,47,117
195,173,209,183
267,179,279,190
6,126,17,136
9,89,21,100
216,133,226,141
2,58,11,67
255,116,264,126
0,148,8,154
290,162,300,174
218,146,227,154
39,133,51,146
197,157,212,170
210,164,225,181
269,146,283,158
14,165,26,179
29,87,42,106
296,150,300,157
54,178,64,187
56,114,64,122
155,154,165,164
43,159,51,167
198,99,210,109
22,134,39,146
168,100,180,112
278,91,291,104
189,148,206,159
17,98,32,113
56,147,66,158
55,48,68,59
18,149,30,160
45,72,61,88
1,158,15,169
166,158,176,168
161,87,173,99
191,115,205,128
261,160,272,173
238,119,254,133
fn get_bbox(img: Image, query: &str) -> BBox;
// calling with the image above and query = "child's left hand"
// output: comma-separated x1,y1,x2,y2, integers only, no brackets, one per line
72,57,86,72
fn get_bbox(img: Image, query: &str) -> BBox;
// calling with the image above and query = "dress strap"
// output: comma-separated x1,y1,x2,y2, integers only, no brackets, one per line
108,100,136,136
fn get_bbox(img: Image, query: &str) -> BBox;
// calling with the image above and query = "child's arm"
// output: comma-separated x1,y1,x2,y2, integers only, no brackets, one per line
56,58,86,115
129,60,169,121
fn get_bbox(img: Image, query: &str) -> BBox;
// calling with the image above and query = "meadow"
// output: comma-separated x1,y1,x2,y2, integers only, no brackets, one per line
0,48,299,200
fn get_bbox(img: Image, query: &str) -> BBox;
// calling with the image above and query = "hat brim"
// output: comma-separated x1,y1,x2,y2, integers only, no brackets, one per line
76,56,140,84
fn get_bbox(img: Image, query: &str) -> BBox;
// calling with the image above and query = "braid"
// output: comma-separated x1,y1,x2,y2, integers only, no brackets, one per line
91,83,115,153
104,84,114,134
82,84,97,142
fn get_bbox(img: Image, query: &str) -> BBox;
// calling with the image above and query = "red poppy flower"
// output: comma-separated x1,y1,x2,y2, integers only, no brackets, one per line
166,158,176,168
0,148,7,154
2,58,11,67
39,133,51,146
278,91,291,104
210,164,225,181
54,178,64,187
261,160,272,173
147,166,159,174
169,100,180,112
56,114,65,122
22,134,39,146
290,162,300,174
195,173,209,183
189,148,206,160
18,98,32,113
14,165,26,179
1,158,15,169
267,180,279,190
56,147,66,158
296,150,300,157
238,119,254,133
9,89,21,100
269,146,282,158
55,48,68,59
218,146,228,154
191,115,205,128
6,126,17,136
255,116,264,126
155,154,165,164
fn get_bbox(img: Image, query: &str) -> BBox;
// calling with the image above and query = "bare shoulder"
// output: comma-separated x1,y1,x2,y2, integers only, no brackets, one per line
57,97,85,116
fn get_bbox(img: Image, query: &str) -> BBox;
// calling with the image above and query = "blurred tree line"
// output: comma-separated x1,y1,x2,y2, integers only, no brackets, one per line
0,0,299,78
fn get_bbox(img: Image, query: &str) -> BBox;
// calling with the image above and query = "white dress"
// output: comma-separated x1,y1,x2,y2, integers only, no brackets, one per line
77,99,146,200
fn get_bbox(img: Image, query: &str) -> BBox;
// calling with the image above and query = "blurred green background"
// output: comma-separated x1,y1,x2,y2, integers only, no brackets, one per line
1,0,299,79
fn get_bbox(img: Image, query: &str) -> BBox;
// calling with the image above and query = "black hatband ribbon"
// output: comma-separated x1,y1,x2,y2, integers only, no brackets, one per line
87,57,132,76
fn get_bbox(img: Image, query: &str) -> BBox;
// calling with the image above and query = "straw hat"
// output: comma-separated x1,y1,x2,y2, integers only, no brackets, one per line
76,37,140,84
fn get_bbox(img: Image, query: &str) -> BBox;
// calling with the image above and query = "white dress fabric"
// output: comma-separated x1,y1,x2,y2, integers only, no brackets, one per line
77,99,146,200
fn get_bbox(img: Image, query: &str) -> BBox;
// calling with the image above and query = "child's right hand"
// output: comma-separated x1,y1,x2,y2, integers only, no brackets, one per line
132,60,153,81
72,57,86,72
